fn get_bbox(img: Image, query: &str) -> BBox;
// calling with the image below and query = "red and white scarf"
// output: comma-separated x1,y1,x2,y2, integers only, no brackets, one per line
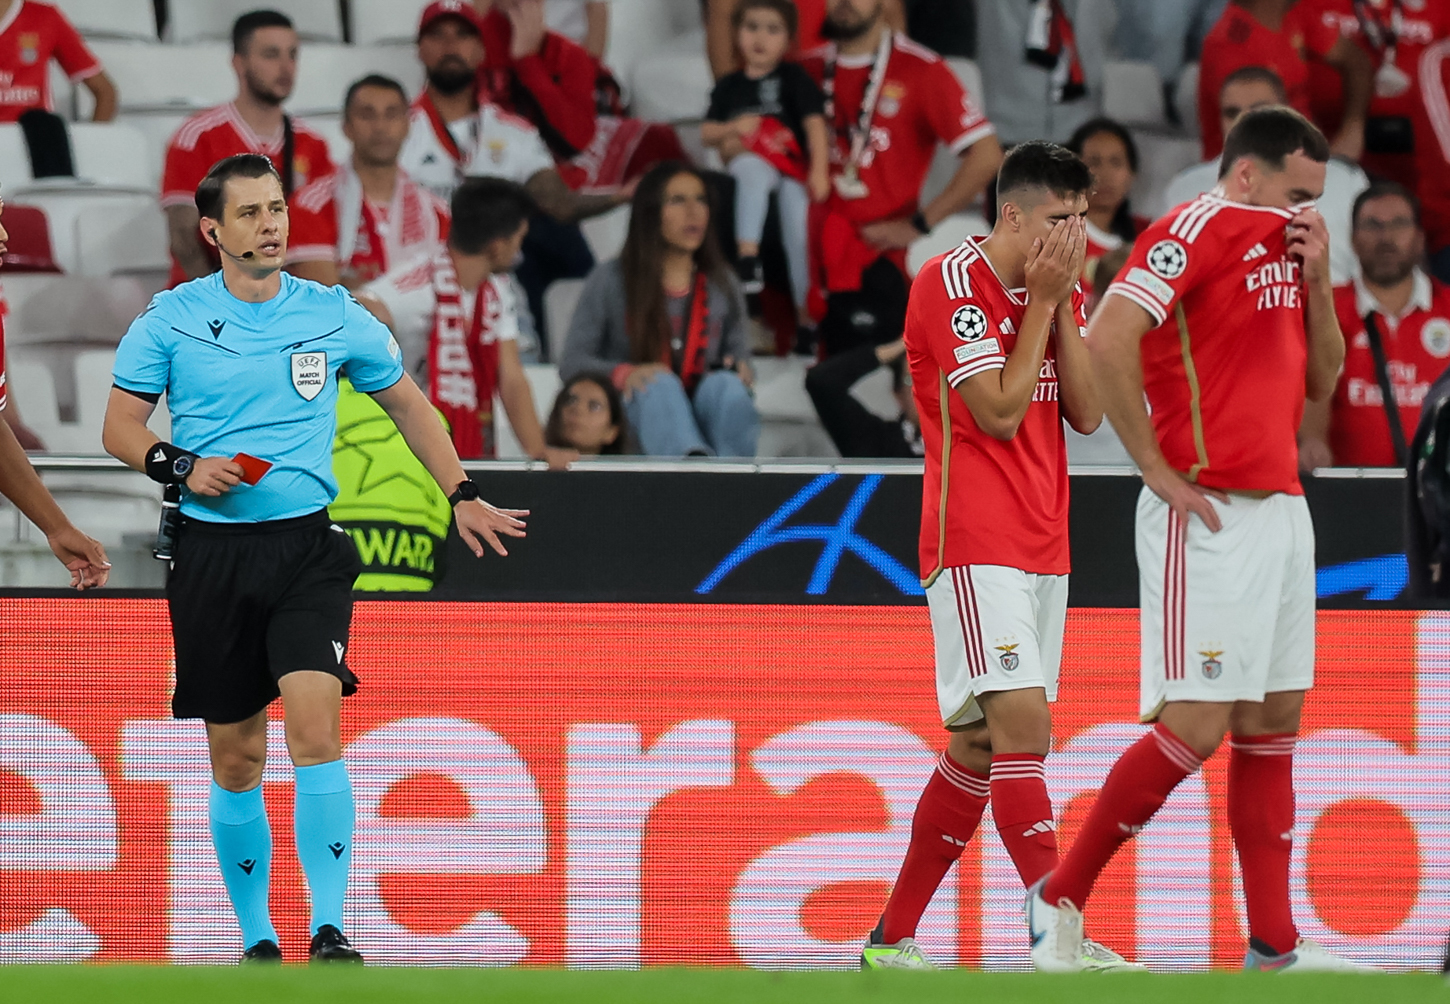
428,254,502,460
1026,0,1086,103
335,165,443,284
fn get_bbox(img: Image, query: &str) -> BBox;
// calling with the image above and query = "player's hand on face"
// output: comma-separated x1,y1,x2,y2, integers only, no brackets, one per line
185,457,246,497
46,524,111,590
1142,462,1229,533
1025,219,1079,306
1287,208,1332,288
455,500,529,557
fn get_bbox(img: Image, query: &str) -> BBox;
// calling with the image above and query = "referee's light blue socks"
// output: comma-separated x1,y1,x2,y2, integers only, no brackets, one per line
294,759,354,936
208,781,279,951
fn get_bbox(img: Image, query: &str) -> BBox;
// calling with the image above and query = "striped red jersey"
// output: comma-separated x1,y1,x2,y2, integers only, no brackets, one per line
906,236,1087,583
1107,194,1307,495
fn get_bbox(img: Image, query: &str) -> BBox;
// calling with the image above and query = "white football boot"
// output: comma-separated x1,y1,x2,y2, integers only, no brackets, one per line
860,936,936,970
1243,938,1375,972
1025,876,1087,972
1081,937,1148,972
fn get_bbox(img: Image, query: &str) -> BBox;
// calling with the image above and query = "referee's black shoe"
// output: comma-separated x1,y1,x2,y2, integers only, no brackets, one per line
309,924,364,964
241,939,282,965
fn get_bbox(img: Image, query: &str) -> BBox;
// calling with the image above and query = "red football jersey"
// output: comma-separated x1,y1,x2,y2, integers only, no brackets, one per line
288,170,450,287
1108,194,1308,495
161,103,336,287
907,236,1087,581
1197,4,1341,159
1417,38,1450,252
1329,275,1450,466
800,34,993,226
0,1,101,122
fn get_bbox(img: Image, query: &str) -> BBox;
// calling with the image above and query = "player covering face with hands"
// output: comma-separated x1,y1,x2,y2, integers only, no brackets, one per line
1025,107,1368,973
863,143,1135,971
101,154,526,965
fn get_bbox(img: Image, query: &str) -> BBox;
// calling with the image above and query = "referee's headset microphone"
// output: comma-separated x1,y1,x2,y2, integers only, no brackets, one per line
209,227,254,261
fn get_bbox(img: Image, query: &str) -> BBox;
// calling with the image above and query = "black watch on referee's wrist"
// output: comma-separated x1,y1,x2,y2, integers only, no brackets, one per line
909,211,931,235
447,479,480,507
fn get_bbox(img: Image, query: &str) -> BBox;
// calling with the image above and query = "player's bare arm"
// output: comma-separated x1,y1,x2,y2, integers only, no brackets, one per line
956,219,1079,440
1053,295,1101,436
1085,297,1227,532
0,413,109,589
165,205,214,281
1289,207,1346,403
496,339,578,470
525,168,628,223
368,375,529,557
102,388,245,497
1297,396,1334,471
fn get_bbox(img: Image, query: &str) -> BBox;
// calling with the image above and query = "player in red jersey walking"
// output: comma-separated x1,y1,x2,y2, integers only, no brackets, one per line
862,142,1136,971
1025,107,1368,973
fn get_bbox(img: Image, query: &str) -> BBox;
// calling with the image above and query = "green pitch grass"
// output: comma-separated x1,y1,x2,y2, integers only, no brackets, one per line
1,966,1445,1004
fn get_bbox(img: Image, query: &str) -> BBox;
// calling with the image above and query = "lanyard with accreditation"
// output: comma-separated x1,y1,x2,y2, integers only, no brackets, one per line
821,30,893,200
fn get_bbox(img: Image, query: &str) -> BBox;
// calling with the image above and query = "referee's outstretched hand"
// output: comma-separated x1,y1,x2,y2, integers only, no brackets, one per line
184,457,246,496
47,524,110,590
455,499,529,558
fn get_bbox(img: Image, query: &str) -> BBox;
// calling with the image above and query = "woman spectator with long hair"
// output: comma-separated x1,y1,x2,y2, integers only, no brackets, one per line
544,372,632,455
1067,118,1149,296
559,161,759,457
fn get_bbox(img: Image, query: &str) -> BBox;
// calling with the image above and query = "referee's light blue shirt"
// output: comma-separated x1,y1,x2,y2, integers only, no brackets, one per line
113,271,406,523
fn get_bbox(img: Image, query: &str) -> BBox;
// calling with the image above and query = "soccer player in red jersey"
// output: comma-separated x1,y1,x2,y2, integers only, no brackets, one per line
862,142,1134,971
1025,107,1368,973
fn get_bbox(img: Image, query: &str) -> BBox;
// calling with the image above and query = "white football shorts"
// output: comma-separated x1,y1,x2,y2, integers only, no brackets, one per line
1136,486,1316,721
925,564,1068,728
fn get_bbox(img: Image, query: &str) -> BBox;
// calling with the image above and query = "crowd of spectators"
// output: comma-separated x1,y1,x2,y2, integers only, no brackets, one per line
1,0,1450,470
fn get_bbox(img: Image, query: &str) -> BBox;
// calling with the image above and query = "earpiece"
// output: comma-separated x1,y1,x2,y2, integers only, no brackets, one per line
210,227,254,261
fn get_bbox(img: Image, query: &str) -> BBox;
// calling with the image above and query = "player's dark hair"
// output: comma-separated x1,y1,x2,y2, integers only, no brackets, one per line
995,141,1092,212
233,9,294,55
545,373,633,455
449,177,537,255
1220,65,1288,103
620,161,733,365
1352,180,1422,231
195,153,282,221
732,0,798,38
1218,106,1329,179
1067,117,1140,244
343,74,408,117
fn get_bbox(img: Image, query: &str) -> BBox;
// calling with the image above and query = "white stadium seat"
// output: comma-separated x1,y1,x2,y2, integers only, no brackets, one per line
288,44,423,117
906,213,988,277
88,42,234,112
1176,62,1201,137
493,364,563,460
543,278,586,363
579,204,630,263
350,0,428,46
944,57,986,113
607,0,693,92
166,0,344,44
1102,61,1166,127
630,31,712,123
9,192,162,275
0,122,156,193
55,0,157,40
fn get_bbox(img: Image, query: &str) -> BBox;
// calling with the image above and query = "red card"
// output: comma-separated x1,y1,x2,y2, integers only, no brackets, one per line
232,453,273,485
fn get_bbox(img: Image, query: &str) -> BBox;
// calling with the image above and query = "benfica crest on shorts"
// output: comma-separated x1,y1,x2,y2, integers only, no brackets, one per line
291,352,326,400
1200,650,1223,679
996,643,1020,672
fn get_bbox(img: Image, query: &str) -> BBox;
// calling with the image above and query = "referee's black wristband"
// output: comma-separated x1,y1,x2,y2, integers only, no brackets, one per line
145,442,201,485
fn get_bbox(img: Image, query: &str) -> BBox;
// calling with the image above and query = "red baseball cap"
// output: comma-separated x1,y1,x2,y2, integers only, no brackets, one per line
417,0,485,39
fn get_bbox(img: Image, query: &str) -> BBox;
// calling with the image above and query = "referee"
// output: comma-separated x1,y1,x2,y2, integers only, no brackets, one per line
101,154,527,964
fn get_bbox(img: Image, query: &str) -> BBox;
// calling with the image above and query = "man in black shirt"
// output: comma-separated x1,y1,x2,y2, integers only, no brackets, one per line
806,338,923,458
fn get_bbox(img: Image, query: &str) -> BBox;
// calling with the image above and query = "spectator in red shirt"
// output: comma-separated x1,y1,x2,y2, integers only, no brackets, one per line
0,0,115,122
161,10,335,286
1198,0,1373,161
1294,0,1449,189
1065,117,1148,298
800,0,1002,357
1299,181,1450,469
706,0,907,79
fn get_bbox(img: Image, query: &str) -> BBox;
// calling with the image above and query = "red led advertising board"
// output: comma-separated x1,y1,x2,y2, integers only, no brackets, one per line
0,600,1444,969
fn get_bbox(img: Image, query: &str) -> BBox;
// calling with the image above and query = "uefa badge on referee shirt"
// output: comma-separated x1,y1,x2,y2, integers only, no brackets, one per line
291,352,327,400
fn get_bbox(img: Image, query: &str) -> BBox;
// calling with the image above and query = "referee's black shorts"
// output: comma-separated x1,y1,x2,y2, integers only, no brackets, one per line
166,510,364,724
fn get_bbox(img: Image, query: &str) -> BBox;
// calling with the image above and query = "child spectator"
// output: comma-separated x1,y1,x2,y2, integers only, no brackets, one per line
545,372,631,455
702,0,829,331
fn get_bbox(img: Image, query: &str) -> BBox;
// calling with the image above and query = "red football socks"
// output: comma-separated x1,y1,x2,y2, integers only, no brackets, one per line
1043,723,1202,910
1228,732,1299,956
879,751,988,943
990,753,1059,886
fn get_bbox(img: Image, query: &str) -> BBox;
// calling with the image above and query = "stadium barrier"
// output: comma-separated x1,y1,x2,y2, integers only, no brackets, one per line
2,598,1446,969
